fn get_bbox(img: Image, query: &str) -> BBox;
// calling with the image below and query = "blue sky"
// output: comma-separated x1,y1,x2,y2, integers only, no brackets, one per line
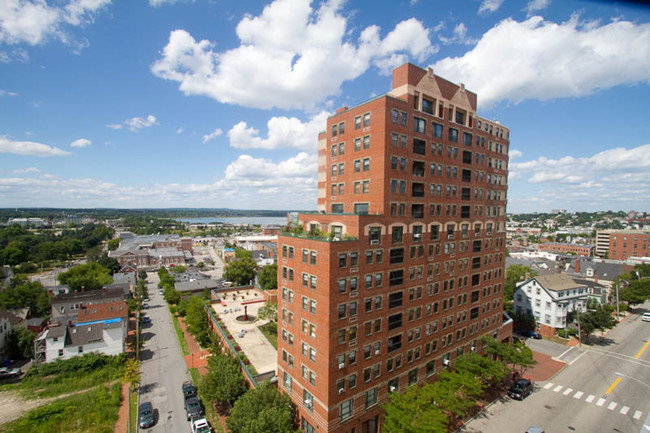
1,0,649,213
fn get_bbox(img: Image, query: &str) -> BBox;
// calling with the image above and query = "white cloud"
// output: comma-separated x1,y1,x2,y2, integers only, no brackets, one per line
107,114,158,132
478,0,504,15
439,23,475,45
0,0,109,49
433,16,650,107
70,138,91,148
202,128,223,143
509,149,523,160
0,152,318,209
13,166,39,173
228,111,329,151
525,0,551,16
0,135,70,156
151,0,434,109
176,127,183,134
149,0,177,6
0,88,18,97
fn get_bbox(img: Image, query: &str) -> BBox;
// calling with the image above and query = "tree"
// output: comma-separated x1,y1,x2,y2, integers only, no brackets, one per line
96,255,120,275
6,326,37,359
201,352,246,407
452,352,509,387
107,238,121,251
2,240,27,266
58,262,113,291
579,304,615,341
223,257,257,286
0,281,51,318
618,279,650,307
257,264,277,290
226,382,297,433
505,265,536,302
185,296,211,346
482,336,536,374
384,384,448,433
164,286,181,305
257,301,278,323
121,358,140,390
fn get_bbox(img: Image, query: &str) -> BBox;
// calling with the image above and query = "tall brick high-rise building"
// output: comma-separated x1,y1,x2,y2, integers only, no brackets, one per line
277,63,512,433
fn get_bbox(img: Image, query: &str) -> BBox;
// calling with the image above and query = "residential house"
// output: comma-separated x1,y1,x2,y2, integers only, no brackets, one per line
0,309,22,357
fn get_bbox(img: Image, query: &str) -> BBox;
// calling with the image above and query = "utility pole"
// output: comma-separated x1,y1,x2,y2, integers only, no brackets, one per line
615,281,620,322
577,305,582,348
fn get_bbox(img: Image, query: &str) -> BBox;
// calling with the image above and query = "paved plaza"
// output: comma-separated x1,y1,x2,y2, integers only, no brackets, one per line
210,289,278,375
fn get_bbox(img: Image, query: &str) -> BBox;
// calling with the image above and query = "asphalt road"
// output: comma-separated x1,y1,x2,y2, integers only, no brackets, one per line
138,272,192,432
464,304,650,433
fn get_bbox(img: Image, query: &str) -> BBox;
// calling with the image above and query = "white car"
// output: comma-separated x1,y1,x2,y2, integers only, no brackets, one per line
191,417,212,433
642,313,650,322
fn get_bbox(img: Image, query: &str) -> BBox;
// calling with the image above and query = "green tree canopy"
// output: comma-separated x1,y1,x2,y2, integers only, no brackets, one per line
257,263,277,290
0,281,50,317
58,262,113,291
505,265,537,302
226,382,298,433
107,238,121,251
201,352,246,407
224,257,257,286
184,296,211,346
257,301,278,323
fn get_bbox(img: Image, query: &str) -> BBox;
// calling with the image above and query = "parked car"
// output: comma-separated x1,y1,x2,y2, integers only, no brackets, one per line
526,426,545,433
142,316,151,324
508,378,533,400
185,396,204,420
139,401,155,429
182,381,197,399
0,367,21,379
642,312,650,322
142,303,149,309
521,330,542,339
191,417,212,433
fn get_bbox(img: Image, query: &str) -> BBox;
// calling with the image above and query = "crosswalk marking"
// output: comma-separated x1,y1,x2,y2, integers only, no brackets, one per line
540,383,645,420
621,406,630,415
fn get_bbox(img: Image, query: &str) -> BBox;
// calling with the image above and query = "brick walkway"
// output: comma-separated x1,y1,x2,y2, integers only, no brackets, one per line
525,350,566,382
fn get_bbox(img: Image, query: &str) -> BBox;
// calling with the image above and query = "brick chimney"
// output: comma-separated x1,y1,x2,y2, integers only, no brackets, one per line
575,259,581,274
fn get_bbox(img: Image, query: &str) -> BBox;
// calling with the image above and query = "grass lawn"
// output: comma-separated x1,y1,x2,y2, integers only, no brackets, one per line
129,388,138,432
258,322,278,349
2,382,122,433
171,309,190,356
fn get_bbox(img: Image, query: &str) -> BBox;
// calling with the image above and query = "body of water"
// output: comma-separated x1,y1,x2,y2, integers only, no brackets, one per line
177,216,288,226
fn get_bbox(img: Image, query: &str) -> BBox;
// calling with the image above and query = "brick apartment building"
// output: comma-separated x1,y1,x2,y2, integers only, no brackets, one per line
277,63,512,433
538,242,593,256
596,229,650,260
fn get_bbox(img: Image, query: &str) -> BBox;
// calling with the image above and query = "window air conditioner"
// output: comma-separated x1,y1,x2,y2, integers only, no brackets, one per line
374,350,380,355
338,363,345,370
285,380,291,386
304,400,312,407
443,359,450,367
338,388,345,394
414,234,421,240
370,239,379,245
447,234,454,239
389,386,396,392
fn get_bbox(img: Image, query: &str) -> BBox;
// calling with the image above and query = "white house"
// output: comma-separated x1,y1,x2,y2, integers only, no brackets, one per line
38,321,125,362
513,274,588,337
0,309,22,357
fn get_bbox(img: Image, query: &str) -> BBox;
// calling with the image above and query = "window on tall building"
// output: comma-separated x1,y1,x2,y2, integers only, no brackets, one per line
414,117,426,134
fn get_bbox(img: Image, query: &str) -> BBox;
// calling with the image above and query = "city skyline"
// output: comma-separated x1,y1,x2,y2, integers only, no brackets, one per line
1,0,650,213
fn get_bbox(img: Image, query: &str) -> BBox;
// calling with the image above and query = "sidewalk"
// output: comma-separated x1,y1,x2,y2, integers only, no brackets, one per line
177,315,210,375
525,350,566,382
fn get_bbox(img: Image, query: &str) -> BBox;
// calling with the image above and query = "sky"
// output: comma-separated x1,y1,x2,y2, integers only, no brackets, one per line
1,0,650,214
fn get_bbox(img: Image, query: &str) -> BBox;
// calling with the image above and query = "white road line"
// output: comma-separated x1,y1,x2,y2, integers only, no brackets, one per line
573,391,584,399
608,402,617,411
544,383,554,390
634,410,642,420
621,406,630,415
563,388,573,395
557,346,575,359
597,398,606,407
553,385,564,393
586,394,595,403
569,351,588,366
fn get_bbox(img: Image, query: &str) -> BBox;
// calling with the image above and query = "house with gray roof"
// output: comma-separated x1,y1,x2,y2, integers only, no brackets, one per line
513,274,589,337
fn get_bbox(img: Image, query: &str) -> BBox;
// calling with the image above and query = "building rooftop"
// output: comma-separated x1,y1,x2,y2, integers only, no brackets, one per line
534,274,587,292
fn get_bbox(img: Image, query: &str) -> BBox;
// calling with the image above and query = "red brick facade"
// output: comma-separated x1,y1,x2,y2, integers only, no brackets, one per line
278,63,511,433
538,243,593,256
608,231,650,260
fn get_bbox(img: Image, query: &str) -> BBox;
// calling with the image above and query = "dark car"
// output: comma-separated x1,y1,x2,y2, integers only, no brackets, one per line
142,316,151,324
522,330,542,339
182,381,197,399
139,401,155,429
185,396,204,421
508,378,533,400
